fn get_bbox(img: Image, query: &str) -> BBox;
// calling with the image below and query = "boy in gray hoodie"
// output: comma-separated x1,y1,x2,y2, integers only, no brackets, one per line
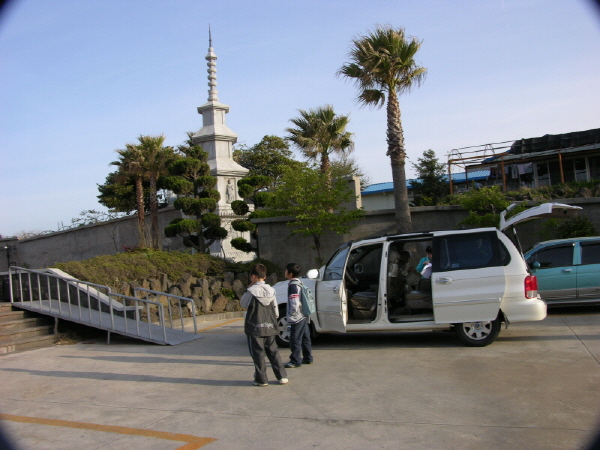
240,264,288,386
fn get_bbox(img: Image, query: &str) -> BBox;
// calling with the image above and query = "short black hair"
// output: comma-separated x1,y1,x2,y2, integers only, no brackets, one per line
426,246,432,254
251,263,267,280
286,262,301,277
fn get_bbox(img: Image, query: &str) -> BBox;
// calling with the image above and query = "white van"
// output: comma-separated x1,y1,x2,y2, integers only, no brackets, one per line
273,203,581,347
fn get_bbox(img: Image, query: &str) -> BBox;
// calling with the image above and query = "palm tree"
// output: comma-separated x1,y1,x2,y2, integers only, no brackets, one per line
137,135,175,249
285,105,354,184
111,144,148,248
338,26,426,233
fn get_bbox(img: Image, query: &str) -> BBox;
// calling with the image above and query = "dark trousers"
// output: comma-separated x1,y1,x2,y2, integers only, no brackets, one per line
247,334,287,384
289,317,313,365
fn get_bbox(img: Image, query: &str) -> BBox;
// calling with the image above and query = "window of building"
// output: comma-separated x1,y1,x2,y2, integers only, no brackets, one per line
574,158,587,181
563,159,575,182
589,156,600,181
536,162,550,187
549,161,562,185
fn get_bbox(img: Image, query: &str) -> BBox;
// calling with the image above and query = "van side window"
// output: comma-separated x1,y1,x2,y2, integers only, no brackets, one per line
434,232,504,271
527,245,573,269
580,242,600,265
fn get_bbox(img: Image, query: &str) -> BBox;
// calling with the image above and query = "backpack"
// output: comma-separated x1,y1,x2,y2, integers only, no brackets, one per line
291,280,316,316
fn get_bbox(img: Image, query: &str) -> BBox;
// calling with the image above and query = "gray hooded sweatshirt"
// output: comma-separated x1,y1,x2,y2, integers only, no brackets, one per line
240,281,278,316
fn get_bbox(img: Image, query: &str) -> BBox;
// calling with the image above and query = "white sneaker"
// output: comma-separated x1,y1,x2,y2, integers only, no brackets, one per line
279,378,289,385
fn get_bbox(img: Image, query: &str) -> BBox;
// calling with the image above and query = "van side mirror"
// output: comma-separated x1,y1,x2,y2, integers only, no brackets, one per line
530,261,540,271
306,269,319,279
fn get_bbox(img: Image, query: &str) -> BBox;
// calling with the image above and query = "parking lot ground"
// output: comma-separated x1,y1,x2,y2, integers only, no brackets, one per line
0,309,599,450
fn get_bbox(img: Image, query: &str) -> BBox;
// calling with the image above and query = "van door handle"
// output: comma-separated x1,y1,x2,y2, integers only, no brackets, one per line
435,277,452,285
333,286,339,293
562,269,572,273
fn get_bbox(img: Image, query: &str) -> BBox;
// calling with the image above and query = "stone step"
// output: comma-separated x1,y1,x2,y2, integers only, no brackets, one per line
0,310,28,322
0,333,58,355
0,325,55,343
0,316,53,332
0,303,58,354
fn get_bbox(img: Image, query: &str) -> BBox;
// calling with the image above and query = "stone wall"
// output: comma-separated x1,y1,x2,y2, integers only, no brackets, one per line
105,269,278,322
10,207,186,270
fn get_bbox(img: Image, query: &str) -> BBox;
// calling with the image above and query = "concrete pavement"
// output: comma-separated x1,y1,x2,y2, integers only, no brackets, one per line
0,309,599,449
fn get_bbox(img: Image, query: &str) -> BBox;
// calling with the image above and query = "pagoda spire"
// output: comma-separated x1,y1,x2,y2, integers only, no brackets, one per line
206,26,218,102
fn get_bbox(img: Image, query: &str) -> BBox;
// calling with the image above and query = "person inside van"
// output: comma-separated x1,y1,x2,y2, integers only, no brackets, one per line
416,246,433,278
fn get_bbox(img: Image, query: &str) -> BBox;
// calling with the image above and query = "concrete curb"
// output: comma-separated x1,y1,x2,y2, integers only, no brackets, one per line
195,311,245,323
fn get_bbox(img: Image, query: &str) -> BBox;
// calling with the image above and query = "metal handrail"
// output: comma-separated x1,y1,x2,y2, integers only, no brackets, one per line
7,266,176,345
133,287,198,335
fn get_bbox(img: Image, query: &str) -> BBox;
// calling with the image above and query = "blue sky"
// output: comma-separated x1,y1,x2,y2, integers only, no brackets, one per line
1,0,599,236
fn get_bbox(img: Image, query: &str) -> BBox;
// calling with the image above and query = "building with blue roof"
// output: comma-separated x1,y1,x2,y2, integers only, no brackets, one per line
361,170,491,210
362,127,600,210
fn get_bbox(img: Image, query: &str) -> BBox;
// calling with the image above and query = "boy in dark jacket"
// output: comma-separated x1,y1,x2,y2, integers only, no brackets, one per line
240,264,288,386
284,262,313,368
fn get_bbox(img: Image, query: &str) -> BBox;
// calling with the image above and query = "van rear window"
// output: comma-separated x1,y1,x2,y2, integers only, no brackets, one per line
434,231,508,271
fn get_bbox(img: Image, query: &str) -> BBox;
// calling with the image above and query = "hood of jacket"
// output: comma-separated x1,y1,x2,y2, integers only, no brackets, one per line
246,282,276,306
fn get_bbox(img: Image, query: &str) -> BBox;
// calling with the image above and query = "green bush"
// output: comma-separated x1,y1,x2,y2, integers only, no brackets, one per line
555,215,597,239
225,257,282,280
55,250,224,288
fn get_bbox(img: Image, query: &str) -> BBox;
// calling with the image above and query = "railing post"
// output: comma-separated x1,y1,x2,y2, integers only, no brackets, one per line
56,276,63,315
178,300,184,330
160,304,167,344
86,285,93,323
8,267,14,304
107,287,115,332
66,278,72,318
76,284,82,321
135,299,140,337
36,273,42,310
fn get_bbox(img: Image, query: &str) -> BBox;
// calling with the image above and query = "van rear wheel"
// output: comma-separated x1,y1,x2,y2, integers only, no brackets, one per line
454,317,501,347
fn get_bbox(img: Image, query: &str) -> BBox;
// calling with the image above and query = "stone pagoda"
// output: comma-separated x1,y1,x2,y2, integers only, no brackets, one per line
191,30,253,261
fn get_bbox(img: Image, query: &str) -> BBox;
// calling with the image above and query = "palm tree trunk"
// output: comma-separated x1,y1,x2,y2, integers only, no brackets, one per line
135,176,147,248
386,93,412,234
149,176,159,249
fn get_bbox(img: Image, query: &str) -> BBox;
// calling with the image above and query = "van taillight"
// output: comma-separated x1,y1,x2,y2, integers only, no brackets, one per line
525,275,538,299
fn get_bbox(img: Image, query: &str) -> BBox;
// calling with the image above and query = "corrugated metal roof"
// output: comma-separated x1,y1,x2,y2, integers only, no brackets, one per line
361,182,394,195
361,170,491,195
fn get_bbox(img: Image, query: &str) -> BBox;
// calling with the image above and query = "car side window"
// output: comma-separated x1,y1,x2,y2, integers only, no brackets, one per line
527,245,573,269
580,242,600,265
434,231,504,271
323,246,351,281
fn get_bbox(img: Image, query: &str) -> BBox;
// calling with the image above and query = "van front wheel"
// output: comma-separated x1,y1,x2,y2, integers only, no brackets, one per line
276,304,290,348
454,318,501,347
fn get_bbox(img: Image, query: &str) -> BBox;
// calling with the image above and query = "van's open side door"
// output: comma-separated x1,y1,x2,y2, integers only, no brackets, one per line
316,280,347,333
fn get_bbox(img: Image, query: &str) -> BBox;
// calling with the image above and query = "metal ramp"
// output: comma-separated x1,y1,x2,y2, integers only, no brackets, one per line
7,267,202,346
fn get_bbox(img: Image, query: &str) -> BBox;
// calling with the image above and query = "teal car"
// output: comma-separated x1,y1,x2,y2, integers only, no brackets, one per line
525,237,600,307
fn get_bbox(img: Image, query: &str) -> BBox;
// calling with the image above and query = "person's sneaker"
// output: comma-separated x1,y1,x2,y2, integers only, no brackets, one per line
284,362,301,368
252,381,268,387
302,360,313,365
279,378,289,385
